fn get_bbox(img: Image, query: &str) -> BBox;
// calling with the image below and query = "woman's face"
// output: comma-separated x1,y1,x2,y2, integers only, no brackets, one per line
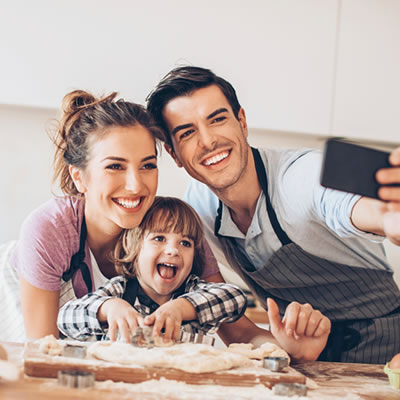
71,125,158,236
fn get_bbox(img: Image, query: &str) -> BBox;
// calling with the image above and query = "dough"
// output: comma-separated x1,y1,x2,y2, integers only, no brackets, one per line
88,341,252,373
227,342,290,362
38,334,64,356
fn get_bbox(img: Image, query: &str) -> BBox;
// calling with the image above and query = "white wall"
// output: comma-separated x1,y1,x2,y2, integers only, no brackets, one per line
2,0,399,143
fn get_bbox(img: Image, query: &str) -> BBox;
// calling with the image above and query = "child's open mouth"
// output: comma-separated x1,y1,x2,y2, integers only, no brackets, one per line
157,263,177,280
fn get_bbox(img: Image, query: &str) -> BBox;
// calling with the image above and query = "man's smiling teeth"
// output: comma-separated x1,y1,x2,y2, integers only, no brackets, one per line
203,150,229,166
114,198,141,208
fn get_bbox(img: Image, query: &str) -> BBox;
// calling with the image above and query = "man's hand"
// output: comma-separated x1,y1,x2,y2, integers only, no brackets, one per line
143,298,196,342
267,298,331,361
98,298,144,342
376,146,400,245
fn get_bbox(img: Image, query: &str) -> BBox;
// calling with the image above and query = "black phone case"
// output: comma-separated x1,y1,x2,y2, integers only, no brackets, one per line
320,139,392,199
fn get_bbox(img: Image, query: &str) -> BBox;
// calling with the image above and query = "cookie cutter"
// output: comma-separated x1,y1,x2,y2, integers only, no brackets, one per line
57,370,95,388
262,356,289,372
62,344,87,359
179,331,215,346
273,383,308,397
131,326,155,348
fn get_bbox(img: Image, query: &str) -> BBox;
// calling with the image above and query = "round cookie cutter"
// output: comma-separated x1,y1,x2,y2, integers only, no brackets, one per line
57,370,95,388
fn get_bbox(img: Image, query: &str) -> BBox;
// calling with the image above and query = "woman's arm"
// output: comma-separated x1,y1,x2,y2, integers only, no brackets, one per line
20,276,60,339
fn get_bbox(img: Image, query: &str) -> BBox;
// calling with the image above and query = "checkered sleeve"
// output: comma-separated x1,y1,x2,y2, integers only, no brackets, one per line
179,275,247,334
57,276,127,340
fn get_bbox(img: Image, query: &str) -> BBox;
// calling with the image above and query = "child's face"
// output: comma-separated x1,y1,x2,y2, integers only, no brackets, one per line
136,230,195,305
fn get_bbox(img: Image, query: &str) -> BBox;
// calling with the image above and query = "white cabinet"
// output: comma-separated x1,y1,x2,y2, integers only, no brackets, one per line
0,0,338,136
333,0,400,144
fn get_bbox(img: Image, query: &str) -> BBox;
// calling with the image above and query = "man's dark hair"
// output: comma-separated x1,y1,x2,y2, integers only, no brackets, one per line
146,66,241,148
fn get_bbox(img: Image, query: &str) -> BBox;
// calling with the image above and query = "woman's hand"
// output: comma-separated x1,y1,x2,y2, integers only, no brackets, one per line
98,298,144,342
267,298,331,361
143,298,196,343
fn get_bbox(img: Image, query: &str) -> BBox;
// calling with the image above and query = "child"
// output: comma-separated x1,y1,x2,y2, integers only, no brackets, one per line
57,197,247,343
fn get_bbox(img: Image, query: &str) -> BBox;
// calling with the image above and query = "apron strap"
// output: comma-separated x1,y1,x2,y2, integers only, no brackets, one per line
214,147,291,247
251,147,291,246
62,217,93,293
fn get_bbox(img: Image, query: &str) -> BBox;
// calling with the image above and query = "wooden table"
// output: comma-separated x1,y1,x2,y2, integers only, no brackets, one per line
1,342,398,399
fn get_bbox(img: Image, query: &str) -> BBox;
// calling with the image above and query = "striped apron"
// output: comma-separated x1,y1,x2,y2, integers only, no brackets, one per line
215,148,400,364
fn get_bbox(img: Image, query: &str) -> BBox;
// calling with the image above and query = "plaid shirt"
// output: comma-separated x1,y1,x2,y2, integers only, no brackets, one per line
57,274,247,340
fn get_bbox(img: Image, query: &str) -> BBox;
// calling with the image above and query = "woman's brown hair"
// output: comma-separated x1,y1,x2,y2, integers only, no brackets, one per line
115,196,205,278
52,90,165,196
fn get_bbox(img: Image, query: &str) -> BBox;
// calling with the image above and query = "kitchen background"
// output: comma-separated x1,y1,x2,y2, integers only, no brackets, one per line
1,0,399,287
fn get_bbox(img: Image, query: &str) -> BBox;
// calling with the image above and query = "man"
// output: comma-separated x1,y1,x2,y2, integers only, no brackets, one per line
147,66,400,364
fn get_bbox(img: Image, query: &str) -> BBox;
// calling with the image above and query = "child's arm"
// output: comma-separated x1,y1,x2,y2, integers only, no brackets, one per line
179,275,248,329
57,276,127,340
143,275,247,342
142,298,196,342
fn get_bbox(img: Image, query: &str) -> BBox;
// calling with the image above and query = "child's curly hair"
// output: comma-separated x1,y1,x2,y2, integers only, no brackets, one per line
114,197,205,278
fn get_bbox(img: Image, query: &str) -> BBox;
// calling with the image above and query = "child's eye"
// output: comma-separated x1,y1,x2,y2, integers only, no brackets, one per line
180,240,192,248
106,163,123,170
153,235,165,242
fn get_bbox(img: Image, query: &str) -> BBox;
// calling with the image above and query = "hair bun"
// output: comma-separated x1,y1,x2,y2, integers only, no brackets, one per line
62,90,97,115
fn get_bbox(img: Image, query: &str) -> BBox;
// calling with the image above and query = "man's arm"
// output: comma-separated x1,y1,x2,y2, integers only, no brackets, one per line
206,272,331,361
351,146,400,245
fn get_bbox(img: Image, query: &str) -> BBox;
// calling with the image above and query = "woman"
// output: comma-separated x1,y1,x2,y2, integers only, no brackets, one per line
2,90,220,341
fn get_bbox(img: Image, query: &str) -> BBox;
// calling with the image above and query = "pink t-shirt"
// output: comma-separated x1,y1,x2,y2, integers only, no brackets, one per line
12,196,219,298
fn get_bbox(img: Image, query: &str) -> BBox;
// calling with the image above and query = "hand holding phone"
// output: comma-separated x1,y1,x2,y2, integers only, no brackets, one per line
320,139,400,199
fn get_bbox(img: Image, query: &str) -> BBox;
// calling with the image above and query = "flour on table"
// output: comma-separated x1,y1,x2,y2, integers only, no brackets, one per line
227,342,290,362
0,360,20,381
88,341,252,373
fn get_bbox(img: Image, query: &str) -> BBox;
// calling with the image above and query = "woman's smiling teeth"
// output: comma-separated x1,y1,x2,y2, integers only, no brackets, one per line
203,150,229,166
157,263,177,280
113,198,141,209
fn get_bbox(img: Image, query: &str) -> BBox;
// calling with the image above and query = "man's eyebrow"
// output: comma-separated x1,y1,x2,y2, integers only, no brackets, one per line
171,123,193,137
171,108,229,136
206,108,228,120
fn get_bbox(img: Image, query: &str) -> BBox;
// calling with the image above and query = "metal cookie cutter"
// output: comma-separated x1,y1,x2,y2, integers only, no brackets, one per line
263,356,289,372
131,326,155,348
273,383,308,397
179,331,215,346
62,344,87,359
57,370,95,388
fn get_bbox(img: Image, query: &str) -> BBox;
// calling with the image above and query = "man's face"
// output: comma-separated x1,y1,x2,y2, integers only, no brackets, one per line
162,85,250,192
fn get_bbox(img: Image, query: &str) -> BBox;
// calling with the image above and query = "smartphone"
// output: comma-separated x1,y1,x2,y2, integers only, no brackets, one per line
320,139,396,199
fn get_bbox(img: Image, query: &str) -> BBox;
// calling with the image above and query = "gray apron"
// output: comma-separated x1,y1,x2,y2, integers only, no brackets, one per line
215,147,400,364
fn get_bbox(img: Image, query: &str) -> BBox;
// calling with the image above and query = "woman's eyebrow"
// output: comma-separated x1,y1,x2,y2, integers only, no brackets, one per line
101,155,157,162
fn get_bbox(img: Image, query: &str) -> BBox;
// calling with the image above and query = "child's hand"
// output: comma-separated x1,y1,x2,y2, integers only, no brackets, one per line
143,298,196,343
267,298,331,361
98,298,144,342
